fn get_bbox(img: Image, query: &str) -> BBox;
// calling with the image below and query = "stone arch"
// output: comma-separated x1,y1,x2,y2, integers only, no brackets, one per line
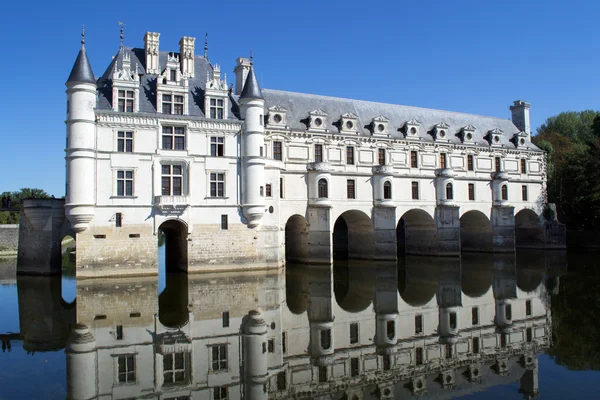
318,178,328,198
383,180,392,199
460,210,493,252
461,254,494,298
159,272,189,329
398,257,439,307
334,263,375,313
515,209,544,249
158,219,188,272
60,234,76,274
285,214,309,263
285,265,310,315
397,209,437,256
333,210,374,260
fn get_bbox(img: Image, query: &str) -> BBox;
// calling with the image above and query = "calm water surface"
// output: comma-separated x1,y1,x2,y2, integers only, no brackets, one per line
0,251,599,399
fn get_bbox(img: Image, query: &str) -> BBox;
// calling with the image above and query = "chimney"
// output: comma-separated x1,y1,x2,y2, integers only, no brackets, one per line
179,36,195,78
144,32,160,74
510,100,531,139
234,57,252,95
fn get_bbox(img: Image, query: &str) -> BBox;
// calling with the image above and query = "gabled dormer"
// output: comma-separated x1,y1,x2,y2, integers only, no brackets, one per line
485,128,503,147
459,125,476,144
511,131,528,148
404,119,421,139
339,112,358,134
432,122,450,141
371,115,389,136
204,64,228,120
308,109,327,132
268,105,287,127
156,54,188,115
112,52,140,113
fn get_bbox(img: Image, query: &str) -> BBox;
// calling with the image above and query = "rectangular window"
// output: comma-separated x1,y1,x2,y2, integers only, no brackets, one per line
495,157,501,172
350,323,359,344
162,126,186,150
522,185,528,201
526,327,533,342
386,320,395,340
214,387,228,400
318,366,327,383
115,212,122,228
521,159,527,174
500,333,507,348
350,357,359,377
347,180,356,199
222,311,229,327
268,339,275,353
260,186,264,197
117,355,135,383
468,183,475,201
173,95,184,115
410,151,418,168
411,181,419,200
449,312,457,330
211,137,224,156
378,148,386,166
162,94,172,114
467,154,474,171
346,146,354,165
210,173,225,197
315,144,323,163
170,69,177,81
117,89,134,113
282,332,287,354
117,170,133,197
440,153,447,169
415,347,423,365
273,141,283,161
382,355,391,371
116,325,123,340
277,371,287,390
472,307,479,325
117,131,133,152
161,165,183,196
280,177,284,199
163,352,188,384
505,304,512,320
221,215,228,230
472,337,480,354
445,343,453,359
209,98,225,119
526,300,532,316
415,314,423,334
259,146,263,157
266,184,272,197
320,329,331,350
210,345,228,371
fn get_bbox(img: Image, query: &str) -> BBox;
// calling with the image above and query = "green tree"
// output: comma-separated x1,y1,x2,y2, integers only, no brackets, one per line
0,188,51,224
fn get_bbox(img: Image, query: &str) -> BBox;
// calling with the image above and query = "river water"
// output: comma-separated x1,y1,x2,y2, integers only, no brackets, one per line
0,251,598,399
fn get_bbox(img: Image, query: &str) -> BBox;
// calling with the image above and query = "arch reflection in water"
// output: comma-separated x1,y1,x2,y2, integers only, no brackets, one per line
61,256,560,399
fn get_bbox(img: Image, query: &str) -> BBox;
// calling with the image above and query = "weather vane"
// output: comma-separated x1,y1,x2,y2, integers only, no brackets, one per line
118,21,125,48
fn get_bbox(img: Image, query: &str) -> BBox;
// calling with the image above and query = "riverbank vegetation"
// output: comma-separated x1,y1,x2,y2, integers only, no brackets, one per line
0,188,51,224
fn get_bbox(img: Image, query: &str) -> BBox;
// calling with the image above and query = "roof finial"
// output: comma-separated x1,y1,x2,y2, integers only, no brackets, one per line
204,33,208,59
118,21,125,49
250,49,253,65
81,25,85,48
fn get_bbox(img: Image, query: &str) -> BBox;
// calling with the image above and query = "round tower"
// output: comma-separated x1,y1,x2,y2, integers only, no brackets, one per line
65,29,96,233
243,310,268,400
66,324,97,400
239,67,266,228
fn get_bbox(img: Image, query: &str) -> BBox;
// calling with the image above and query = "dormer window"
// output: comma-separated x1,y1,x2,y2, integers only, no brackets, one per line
308,110,327,131
405,119,420,139
371,116,389,136
511,131,528,148
157,59,188,116
210,98,225,119
461,125,476,143
204,64,228,121
117,90,135,113
486,128,503,146
433,122,450,141
170,69,176,82
162,94,184,115
268,106,287,127
112,52,140,113
339,112,358,134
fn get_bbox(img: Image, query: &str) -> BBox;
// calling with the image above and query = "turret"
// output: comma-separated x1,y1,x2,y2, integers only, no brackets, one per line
242,310,268,400
65,28,96,233
240,66,266,228
66,324,97,400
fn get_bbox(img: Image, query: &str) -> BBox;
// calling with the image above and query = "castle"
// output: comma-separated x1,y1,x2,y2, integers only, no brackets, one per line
15,29,565,277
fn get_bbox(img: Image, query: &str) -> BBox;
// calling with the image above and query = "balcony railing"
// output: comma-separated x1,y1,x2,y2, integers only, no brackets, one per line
154,195,190,212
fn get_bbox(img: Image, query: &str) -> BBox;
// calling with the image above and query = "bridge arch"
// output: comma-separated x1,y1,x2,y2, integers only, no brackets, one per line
461,254,494,298
397,209,437,256
158,219,188,273
332,210,374,260
460,210,493,252
515,209,544,249
285,214,309,263
334,263,375,313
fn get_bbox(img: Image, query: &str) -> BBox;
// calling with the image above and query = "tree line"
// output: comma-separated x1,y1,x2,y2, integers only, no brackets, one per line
0,188,51,224
533,110,600,229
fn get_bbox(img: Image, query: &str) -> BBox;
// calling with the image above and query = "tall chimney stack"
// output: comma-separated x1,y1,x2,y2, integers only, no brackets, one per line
234,57,252,95
510,100,531,140
144,32,160,74
179,36,195,78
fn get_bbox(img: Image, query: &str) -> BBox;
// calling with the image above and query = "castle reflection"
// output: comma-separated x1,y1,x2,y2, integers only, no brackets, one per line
13,253,564,399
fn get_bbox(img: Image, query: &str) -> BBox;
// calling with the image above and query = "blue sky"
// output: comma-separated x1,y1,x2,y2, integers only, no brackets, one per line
1,0,599,196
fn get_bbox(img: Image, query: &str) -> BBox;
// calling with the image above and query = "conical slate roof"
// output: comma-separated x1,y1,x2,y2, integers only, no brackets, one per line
240,66,263,100
66,46,96,85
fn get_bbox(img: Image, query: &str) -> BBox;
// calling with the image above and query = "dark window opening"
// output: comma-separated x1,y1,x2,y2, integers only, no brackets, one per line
410,151,418,168
346,146,354,165
411,181,419,200
320,329,331,350
468,183,475,200
315,144,323,163
415,315,423,334
116,212,122,227
383,181,392,199
446,183,453,200
467,154,474,171
350,323,359,344
222,311,229,327
472,307,479,325
386,320,395,340
273,141,282,161
351,357,359,377
318,179,328,198
449,312,457,329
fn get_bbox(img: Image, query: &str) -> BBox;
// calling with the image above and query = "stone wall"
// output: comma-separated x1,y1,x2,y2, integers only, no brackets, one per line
0,224,19,252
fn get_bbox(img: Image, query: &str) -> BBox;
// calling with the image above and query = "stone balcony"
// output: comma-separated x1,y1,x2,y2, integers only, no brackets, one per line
154,195,190,212
491,171,509,181
435,168,455,178
307,162,332,172
372,165,394,175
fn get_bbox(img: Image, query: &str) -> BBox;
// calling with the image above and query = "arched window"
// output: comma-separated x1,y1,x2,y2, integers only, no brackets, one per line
383,181,392,199
318,179,328,198
501,185,508,200
446,183,453,200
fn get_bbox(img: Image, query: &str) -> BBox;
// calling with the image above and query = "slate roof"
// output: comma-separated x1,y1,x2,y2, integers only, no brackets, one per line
240,67,263,100
260,89,541,151
66,46,96,85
